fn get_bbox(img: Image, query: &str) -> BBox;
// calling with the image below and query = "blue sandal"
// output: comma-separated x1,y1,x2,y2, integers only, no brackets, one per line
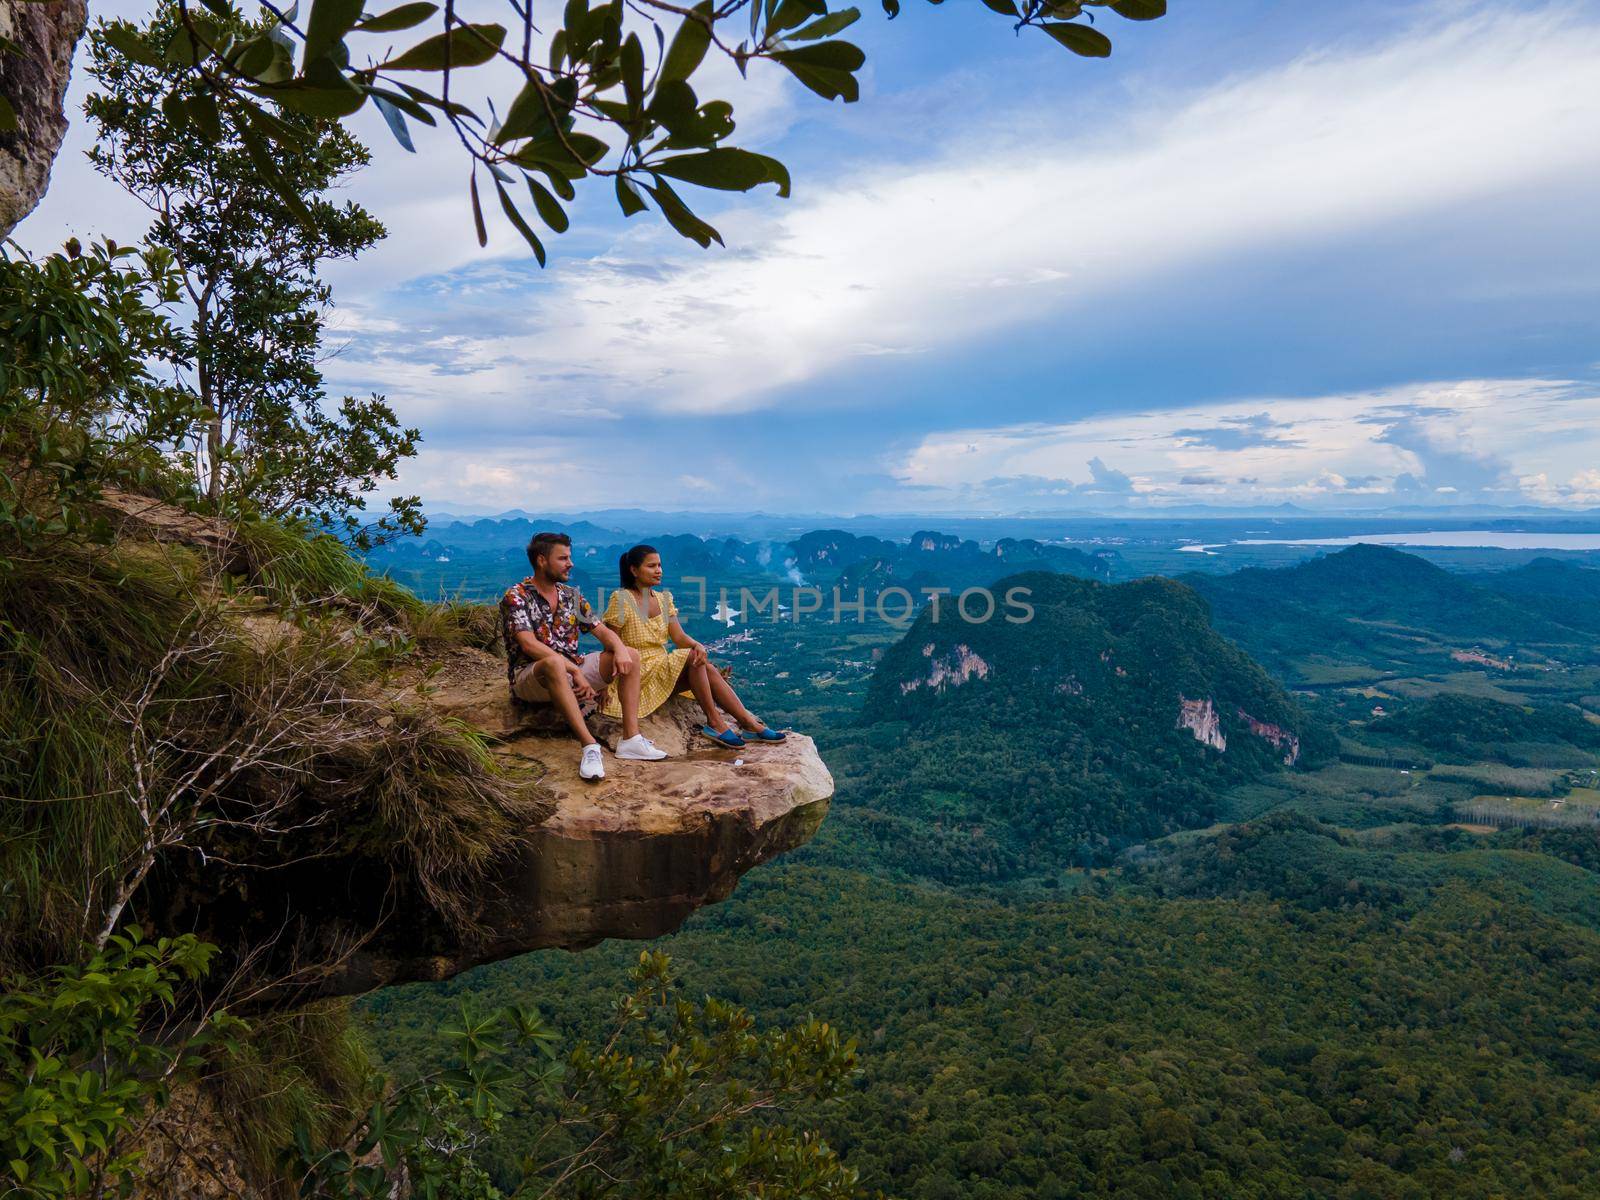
702,725,746,748
745,725,787,742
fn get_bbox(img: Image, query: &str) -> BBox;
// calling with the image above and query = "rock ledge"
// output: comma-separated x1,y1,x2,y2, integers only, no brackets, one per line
315,646,832,996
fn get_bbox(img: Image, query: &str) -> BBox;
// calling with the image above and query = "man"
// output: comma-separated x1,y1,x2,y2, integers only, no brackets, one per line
501,531,668,781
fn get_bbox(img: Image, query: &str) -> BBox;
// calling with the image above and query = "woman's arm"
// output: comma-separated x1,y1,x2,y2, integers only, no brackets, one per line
667,614,708,666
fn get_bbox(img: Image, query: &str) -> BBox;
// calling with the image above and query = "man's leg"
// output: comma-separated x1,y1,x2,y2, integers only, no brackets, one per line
599,647,644,739
533,658,595,744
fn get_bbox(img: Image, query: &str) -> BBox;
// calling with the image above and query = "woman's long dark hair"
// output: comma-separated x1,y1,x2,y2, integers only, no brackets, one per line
619,544,658,590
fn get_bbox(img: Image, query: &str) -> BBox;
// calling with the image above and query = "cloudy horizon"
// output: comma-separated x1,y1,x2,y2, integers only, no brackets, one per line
21,0,1600,516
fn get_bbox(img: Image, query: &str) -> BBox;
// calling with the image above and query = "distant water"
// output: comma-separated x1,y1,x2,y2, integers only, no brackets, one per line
1234,531,1600,550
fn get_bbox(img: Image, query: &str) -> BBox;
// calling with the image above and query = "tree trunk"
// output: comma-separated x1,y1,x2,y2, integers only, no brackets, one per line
0,0,87,239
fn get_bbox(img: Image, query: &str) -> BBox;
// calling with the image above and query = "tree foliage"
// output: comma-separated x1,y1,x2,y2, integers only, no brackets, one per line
95,0,1167,260
366,851,1600,1200
296,950,860,1199
86,4,422,550
831,571,1331,880
0,930,219,1199
0,239,193,564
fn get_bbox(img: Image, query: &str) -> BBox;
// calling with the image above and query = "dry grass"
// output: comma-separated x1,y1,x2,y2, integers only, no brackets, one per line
0,512,547,968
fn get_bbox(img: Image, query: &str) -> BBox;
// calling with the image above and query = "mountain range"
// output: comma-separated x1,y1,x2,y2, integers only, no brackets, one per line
824,571,1330,882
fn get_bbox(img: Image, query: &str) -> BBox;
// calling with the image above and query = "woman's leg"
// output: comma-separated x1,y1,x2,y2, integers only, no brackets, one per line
706,664,767,732
674,659,732,732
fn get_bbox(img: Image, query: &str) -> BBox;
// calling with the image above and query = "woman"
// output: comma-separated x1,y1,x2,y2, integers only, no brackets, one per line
603,545,786,748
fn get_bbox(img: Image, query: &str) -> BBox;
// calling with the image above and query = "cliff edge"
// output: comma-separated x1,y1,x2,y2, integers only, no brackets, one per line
345,646,834,994
89,492,833,1003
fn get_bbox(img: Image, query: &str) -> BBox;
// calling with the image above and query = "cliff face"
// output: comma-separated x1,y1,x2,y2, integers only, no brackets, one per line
1177,696,1227,752
152,637,833,1005
95,494,833,1005
0,0,85,236
350,648,834,995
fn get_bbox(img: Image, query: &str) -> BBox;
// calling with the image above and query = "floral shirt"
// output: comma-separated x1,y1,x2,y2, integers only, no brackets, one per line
500,577,599,682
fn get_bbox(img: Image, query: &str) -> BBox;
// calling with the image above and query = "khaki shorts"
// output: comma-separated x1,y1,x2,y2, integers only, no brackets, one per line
512,652,608,707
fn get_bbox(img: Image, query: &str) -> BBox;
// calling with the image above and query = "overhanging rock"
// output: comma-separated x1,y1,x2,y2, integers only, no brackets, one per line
304,646,833,998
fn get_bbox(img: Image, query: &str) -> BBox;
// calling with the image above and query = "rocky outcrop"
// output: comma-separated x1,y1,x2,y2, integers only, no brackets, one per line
97,488,252,573
76,494,832,1006
1177,696,1227,752
901,642,990,694
1237,708,1300,766
212,643,834,1003
0,0,86,237
377,647,834,981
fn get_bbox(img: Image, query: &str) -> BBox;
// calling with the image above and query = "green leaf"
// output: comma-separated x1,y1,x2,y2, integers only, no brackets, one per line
395,79,477,119
354,2,440,33
239,120,318,233
621,32,645,113
303,0,366,65
773,38,866,70
980,0,1018,15
160,89,189,130
1041,21,1113,56
469,172,488,246
270,74,367,118
769,0,821,35
526,177,570,232
231,33,277,79
770,41,863,101
648,78,698,132
186,92,224,140
163,24,200,67
238,98,308,145
789,8,861,41
661,2,713,85
372,92,415,150
652,147,786,194
102,25,166,68
495,179,547,264
368,85,437,125
495,75,576,145
1110,0,1165,18
616,174,647,216
644,178,723,247
759,154,792,197
512,131,608,170
382,22,506,71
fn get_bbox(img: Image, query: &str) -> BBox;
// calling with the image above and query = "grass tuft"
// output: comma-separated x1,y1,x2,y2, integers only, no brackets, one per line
1,511,546,968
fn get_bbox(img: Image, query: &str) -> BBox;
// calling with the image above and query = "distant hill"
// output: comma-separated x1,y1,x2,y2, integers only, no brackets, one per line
797,528,1112,595
1367,693,1600,761
367,520,1117,603
1184,544,1598,679
1470,557,1600,636
829,571,1328,881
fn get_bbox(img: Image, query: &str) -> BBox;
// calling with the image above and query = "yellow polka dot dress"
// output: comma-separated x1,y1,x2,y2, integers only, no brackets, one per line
601,588,693,719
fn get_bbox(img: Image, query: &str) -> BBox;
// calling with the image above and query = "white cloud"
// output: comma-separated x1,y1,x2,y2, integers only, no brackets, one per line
893,378,1600,508
343,2,1600,419
1521,468,1600,507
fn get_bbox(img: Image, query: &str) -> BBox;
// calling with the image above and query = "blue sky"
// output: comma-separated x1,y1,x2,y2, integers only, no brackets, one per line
24,0,1600,514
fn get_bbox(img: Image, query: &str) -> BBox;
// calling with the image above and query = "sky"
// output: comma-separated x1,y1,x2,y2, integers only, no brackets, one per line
21,0,1600,515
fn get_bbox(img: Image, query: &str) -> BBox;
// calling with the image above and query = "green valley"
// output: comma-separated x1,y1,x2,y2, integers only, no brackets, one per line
360,538,1600,1198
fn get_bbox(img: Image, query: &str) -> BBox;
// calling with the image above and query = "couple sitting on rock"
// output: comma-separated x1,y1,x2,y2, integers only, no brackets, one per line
500,532,785,781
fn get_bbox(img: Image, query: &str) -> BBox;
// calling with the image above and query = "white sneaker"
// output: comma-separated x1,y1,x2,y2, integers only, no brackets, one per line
615,735,668,761
579,743,605,781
